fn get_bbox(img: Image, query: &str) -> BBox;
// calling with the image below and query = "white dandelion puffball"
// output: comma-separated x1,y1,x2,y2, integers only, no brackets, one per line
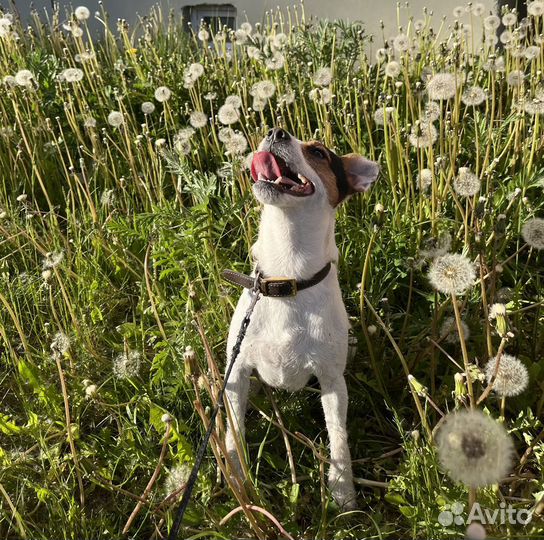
141,101,155,114
313,67,332,87
252,96,266,111
373,106,396,126
454,167,481,197
408,122,438,149
0,17,12,37
240,22,252,34
265,52,285,70
218,104,240,125
188,62,204,78
272,32,288,49
75,6,90,20
197,28,209,41
484,15,501,30
436,409,514,488
420,234,452,260
189,110,208,129
426,73,458,101
234,29,248,45
225,132,248,155
15,69,34,87
522,217,544,249
164,464,191,496
247,46,261,60
484,353,529,397
440,316,470,344
488,303,507,320
393,33,410,52
424,101,441,122
3,75,16,87
417,168,433,191
84,116,96,128
174,127,195,142
113,351,142,379
43,250,65,269
453,5,465,18
154,86,172,102
385,61,401,78
529,1,544,16
502,12,518,26
251,80,276,99
428,253,476,295
506,70,525,88
462,86,487,106
61,68,84,83
50,331,70,355
218,127,234,143
107,111,124,127
471,2,486,16
224,95,242,109
71,26,83,38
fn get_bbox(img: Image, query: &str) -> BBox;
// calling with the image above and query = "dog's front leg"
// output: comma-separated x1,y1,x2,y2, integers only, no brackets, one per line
318,374,357,510
224,359,252,478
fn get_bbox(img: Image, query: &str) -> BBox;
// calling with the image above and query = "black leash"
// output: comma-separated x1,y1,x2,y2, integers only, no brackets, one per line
167,276,261,540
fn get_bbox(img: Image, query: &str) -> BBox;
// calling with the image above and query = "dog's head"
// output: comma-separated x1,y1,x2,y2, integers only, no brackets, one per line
250,128,379,208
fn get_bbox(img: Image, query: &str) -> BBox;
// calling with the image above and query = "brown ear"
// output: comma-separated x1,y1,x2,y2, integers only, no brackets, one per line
341,153,379,193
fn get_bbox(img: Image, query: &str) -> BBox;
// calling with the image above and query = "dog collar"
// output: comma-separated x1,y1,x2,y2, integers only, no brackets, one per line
221,262,332,297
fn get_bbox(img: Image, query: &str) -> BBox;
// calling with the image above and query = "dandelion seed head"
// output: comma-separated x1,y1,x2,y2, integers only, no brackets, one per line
485,353,529,397
51,331,70,355
408,122,438,148
507,70,525,87
224,95,242,109
60,68,84,83
420,233,452,259
264,51,285,70
240,22,252,34
373,106,396,126
436,409,514,487
154,86,172,102
375,48,387,62
385,60,401,78
107,111,124,127
15,69,34,87
428,253,476,295
3,75,15,87
272,32,288,49
424,101,441,122
218,104,240,125
174,127,195,143
84,116,96,128
524,45,540,60
100,189,115,206
43,250,64,269
440,316,470,344
197,28,209,41
502,12,518,26
462,86,487,106
426,72,458,100
279,88,295,105
234,29,248,45
218,127,234,143
417,168,433,191
471,2,486,16
113,351,141,379
247,46,261,60
164,464,191,496
71,26,83,38
489,303,507,319
313,67,333,87
393,33,410,52
85,384,97,398
522,217,544,249
529,1,544,16
454,167,481,197
189,110,207,129
188,62,204,78
141,101,155,114
251,80,276,99
75,6,90,20
453,6,465,18
224,132,248,155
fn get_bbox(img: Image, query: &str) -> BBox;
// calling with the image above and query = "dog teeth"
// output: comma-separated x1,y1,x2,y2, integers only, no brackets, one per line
274,176,283,184
298,173,310,184
258,172,267,182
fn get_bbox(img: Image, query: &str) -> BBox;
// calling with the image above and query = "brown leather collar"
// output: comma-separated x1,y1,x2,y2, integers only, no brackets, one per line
222,262,332,297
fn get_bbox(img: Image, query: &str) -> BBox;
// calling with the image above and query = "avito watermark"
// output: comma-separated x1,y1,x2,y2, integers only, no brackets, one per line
438,501,532,527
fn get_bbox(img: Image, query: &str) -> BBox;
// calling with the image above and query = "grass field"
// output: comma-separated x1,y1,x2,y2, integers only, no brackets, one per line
1,2,544,538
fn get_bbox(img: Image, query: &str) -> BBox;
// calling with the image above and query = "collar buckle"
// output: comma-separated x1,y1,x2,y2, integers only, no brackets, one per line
260,277,297,297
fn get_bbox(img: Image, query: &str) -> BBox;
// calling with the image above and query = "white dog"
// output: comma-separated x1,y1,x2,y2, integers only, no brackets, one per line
223,127,379,509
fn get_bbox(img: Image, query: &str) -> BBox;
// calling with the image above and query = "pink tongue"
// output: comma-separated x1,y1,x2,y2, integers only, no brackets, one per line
251,152,282,182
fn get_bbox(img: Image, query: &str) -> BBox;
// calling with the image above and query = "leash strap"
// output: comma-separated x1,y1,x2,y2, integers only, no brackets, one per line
168,284,261,540
222,262,332,297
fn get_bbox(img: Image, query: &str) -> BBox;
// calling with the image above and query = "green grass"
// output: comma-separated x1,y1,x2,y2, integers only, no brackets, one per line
0,2,544,538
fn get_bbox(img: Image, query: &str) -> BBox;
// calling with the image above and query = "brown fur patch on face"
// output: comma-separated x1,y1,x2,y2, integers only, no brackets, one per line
301,141,341,206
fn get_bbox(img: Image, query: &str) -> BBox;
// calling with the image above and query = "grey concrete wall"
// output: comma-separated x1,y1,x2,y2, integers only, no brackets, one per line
4,0,496,44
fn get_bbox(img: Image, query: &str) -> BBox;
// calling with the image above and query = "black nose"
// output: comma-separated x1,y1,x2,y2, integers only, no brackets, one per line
266,127,290,143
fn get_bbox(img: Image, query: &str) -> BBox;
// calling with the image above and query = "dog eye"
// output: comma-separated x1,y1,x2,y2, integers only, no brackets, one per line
310,147,326,159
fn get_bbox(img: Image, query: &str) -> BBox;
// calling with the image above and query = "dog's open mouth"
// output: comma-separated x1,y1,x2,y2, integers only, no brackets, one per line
250,152,315,197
